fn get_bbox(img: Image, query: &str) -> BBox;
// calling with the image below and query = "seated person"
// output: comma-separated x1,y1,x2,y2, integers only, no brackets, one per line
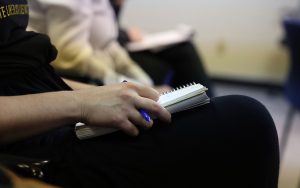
110,0,214,96
27,0,168,92
1,0,279,187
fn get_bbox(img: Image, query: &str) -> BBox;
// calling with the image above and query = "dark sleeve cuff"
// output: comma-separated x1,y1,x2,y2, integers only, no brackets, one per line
118,28,130,47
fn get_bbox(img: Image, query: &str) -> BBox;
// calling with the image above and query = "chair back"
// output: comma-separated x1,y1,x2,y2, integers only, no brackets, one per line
283,18,300,109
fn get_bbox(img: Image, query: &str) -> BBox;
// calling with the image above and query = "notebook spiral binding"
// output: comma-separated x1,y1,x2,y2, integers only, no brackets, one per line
161,82,197,95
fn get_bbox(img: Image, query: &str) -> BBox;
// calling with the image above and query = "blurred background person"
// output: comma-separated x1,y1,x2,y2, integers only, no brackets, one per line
27,0,213,96
27,0,171,93
110,0,213,96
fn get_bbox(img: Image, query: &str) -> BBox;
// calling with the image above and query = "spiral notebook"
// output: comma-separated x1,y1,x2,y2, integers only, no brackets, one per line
75,83,210,140
126,24,195,52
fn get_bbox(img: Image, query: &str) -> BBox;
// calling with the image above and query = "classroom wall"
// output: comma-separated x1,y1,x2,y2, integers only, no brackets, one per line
121,0,299,85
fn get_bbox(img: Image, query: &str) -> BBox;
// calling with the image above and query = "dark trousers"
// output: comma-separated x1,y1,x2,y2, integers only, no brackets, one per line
2,95,279,188
130,41,214,97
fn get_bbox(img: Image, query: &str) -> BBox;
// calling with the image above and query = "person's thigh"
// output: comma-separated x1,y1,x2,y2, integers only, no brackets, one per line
2,95,279,188
129,51,171,85
156,42,213,93
53,95,279,188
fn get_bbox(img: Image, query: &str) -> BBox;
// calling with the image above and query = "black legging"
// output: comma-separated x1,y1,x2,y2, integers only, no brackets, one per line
130,41,214,97
1,95,279,188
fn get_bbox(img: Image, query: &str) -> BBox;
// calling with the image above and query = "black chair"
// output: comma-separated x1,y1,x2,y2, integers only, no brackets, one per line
0,154,49,180
280,18,300,157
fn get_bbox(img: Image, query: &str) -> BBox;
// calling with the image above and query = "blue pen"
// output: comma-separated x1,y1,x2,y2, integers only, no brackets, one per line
139,109,151,122
122,80,152,122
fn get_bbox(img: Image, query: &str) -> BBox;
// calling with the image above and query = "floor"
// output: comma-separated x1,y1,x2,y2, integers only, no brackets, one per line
214,82,300,188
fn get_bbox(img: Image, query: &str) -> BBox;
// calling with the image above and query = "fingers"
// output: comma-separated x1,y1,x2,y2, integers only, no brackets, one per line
120,82,171,123
121,104,167,136
112,110,153,136
134,97,172,123
116,85,171,136
124,82,160,102
128,109,154,130
154,85,172,94
118,119,140,136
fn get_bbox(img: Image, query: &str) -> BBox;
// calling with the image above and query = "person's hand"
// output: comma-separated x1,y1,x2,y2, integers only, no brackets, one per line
154,85,173,94
74,83,171,136
127,27,144,42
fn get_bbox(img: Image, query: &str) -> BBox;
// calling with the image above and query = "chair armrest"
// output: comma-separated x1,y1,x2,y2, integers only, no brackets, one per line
0,154,50,180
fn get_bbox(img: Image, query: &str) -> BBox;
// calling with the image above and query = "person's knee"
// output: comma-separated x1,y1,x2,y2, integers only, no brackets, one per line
223,95,280,185
213,95,279,158
213,95,278,142
233,95,275,130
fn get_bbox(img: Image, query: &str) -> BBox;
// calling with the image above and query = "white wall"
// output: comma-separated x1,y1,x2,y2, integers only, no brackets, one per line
121,0,299,84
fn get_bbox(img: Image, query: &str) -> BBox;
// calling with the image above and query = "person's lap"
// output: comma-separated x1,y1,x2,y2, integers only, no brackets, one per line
2,95,279,188
130,41,214,96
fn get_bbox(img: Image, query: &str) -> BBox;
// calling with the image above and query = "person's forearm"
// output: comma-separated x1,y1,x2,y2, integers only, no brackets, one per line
0,91,80,144
62,78,95,90
105,42,153,86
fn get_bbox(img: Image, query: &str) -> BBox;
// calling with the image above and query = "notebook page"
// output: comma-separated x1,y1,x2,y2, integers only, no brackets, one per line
165,93,210,113
158,83,207,107
126,24,194,52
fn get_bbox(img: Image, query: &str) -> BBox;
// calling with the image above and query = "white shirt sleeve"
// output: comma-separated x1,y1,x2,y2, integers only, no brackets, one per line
28,0,153,86
104,42,153,86
28,1,117,82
